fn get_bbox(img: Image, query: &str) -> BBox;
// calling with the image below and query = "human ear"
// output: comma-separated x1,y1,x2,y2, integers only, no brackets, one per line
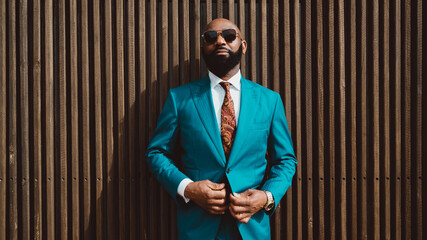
241,40,248,55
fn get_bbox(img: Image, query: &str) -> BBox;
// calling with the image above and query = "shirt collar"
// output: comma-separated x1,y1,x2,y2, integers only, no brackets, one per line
209,70,241,91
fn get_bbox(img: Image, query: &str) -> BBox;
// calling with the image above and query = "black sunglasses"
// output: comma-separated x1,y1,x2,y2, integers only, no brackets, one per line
202,29,239,44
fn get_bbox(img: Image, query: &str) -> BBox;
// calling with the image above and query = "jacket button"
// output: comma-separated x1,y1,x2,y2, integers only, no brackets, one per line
226,168,230,174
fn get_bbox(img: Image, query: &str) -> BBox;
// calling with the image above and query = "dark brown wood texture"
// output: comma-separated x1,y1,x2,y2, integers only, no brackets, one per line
0,1,423,239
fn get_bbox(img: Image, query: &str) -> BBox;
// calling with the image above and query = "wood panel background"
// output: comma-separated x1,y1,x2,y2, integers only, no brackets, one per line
0,0,424,239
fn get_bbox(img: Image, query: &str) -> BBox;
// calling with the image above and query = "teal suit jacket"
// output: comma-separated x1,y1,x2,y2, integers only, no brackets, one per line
146,76,297,239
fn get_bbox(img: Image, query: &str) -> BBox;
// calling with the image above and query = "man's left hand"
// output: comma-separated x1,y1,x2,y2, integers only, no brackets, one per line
228,189,268,223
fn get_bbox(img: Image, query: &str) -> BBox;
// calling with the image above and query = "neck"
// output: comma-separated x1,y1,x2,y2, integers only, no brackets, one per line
211,64,240,81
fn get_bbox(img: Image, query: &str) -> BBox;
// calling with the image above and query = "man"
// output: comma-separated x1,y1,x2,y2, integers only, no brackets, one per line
146,18,297,240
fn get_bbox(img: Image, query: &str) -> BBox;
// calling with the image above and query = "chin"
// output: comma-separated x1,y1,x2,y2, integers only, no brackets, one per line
212,58,228,66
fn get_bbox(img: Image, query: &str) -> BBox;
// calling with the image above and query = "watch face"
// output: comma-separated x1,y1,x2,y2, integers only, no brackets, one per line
266,202,274,211
263,191,274,211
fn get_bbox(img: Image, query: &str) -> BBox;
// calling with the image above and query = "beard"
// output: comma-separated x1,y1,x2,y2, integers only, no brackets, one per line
202,45,243,78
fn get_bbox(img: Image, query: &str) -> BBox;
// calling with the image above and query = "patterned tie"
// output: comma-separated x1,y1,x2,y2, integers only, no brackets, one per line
219,82,236,159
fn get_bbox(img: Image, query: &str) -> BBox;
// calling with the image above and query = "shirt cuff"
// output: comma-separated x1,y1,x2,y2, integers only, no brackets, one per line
177,178,193,203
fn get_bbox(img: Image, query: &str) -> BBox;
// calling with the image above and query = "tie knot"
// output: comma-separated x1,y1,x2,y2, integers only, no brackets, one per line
219,82,231,92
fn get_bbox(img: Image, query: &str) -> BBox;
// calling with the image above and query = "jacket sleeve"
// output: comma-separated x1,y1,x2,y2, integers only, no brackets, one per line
145,90,189,203
261,93,298,214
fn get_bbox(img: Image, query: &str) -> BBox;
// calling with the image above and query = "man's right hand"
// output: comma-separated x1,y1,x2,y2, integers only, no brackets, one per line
184,180,228,215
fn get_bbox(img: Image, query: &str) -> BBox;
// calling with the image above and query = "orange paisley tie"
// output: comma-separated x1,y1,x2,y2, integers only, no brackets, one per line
219,82,236,160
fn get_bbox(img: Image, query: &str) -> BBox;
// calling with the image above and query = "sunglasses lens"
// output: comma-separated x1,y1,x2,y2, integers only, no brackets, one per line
203,31,218,44
203,29,238,44
222,29,237,42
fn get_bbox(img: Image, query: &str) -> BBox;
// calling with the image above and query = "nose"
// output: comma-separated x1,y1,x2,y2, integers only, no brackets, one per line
215,34,227,45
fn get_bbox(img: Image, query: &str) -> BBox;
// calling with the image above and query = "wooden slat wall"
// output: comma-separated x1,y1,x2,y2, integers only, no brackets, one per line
0,0,6,238
0,0,423,239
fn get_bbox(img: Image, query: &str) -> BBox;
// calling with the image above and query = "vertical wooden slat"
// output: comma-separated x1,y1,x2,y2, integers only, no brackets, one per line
294,0,303,238
172,0,179,88
394,0,402,238
403,0,411,238
337,1,346,239
160,0,169,238
249,0,256,82
32,0,43,238
271,0,279,140
360,0,368,238
105,0,117,238
227,0,234,23
415,1,422,239
168,0,177,224
69,0,79,238
93,0,103,238
182,1,190,84
127,1,136,239
206,0,212,23
283,0,292,147
260,0,267,87
383,1,391,239
271,1,280,238
8,1,18,239
316,0,325,238
373,1,380,238
217,0,223,18
283,0,293,238
44,0,55,238
303,1,313,238
117,0,128,238
0,0,6,237
58,0,68,237
19,0,31,239
81,0,92,237
350,0,357,239
327,1,336,238
138,0,147,237
238,0,245,77
194,0,201,80
149,0,158,238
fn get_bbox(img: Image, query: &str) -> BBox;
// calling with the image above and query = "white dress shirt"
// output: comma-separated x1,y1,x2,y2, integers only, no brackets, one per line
177,70,242,202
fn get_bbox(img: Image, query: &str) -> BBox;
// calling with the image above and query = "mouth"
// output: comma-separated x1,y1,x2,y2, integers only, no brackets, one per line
215,48,230,56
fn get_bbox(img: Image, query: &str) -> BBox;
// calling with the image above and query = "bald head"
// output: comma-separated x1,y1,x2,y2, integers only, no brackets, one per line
203,18,243,37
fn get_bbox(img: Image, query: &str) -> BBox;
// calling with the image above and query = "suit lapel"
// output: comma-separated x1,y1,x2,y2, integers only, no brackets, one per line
191,77,227,165
228,78,259,164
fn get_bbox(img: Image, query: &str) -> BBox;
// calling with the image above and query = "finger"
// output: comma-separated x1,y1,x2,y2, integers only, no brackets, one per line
229,194,241,205
208,188,227,199
212,205,228,211
208,182,225,191
229,204,250,214
229,192,239,203
207,198,227,206
236,212,252,220
208,205,228,214
229,210,252,223
228,205,240,217
235,190,251,197
208,210,225,215
229,193,249,206
238,216,251,223
228,206,239,219
229,208,251,221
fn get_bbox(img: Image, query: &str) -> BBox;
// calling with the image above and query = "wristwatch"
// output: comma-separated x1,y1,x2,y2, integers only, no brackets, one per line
263,190,275,212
